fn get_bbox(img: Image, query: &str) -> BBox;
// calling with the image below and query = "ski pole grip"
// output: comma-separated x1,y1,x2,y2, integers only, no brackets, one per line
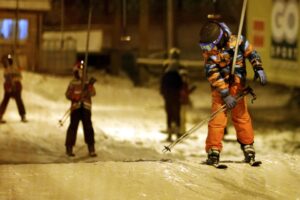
236,86,256,103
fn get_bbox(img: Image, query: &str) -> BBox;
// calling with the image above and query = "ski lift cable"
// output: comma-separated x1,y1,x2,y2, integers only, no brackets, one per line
120,0,131,41
231,0,248,75
82,0,94,87
60,0,65,49
122,0,127,30
13,0,20,67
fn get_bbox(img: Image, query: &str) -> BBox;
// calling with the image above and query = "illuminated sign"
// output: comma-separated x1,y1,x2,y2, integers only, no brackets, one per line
253,20,265,48
271,0,299,60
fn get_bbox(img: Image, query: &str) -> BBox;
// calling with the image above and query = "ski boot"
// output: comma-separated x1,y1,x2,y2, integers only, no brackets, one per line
166,127,173,142
21,115,28,123
206,148,220,165
166,134,173,142
66,146,75,157
241,144,255,163
0,116,6,124
88,144,97,157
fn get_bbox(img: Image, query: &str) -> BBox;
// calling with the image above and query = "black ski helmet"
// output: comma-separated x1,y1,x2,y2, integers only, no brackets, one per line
199,21,231,51
73,60,84,72
73,60,84,78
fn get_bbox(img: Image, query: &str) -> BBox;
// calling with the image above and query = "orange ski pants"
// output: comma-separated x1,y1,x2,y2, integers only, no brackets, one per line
205,83,254,152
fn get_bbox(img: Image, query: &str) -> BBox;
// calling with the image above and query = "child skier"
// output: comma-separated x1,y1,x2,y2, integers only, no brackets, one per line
65,60,97,157
0,54,27,123
198,21,267,165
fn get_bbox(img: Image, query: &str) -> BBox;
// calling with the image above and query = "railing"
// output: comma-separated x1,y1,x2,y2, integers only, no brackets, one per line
39,37,77,75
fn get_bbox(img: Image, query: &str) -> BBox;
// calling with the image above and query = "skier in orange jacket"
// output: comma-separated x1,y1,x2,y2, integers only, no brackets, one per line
199,21,267,165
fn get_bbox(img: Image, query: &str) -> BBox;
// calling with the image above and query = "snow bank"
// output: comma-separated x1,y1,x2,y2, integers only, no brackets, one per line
0,155,299,200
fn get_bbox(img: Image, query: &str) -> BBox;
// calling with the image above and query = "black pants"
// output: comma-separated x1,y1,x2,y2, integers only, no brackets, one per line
0,91,26,117
165,99,181,129
65,106,95,147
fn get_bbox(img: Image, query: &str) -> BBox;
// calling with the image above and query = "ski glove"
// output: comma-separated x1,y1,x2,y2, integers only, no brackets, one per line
254,68,267,86
223,95,237,109
89,77,97,85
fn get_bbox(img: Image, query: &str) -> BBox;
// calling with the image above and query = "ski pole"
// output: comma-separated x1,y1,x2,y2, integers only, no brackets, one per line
162,86,256,153
58,107,71,127
231,0,248,75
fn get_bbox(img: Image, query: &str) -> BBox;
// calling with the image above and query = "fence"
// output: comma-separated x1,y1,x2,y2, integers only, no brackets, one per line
39,37,77,75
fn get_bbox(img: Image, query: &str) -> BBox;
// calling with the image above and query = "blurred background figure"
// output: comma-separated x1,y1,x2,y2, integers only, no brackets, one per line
0,53,27,123
160,47,184,142
65,60,97,157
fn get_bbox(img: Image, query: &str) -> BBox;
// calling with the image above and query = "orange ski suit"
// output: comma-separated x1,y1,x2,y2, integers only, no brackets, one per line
203,34,263,152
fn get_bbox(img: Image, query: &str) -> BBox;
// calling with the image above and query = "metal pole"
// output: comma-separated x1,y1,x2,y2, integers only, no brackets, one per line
60,0,65,49
122,0,126,31
14,0,20,67
139,0,149,56
167,0,174,54
120,0,130,41
14,0,19,52
231,0,248,75
83,1,94,87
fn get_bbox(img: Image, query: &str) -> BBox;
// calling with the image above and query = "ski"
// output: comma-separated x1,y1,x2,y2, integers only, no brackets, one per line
201,161,228,169
213,163,228,169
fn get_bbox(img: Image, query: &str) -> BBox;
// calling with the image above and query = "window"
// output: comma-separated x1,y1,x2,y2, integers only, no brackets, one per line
0,18,29,41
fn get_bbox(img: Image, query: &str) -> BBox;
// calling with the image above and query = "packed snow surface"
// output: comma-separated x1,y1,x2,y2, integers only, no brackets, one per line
0,69,299,200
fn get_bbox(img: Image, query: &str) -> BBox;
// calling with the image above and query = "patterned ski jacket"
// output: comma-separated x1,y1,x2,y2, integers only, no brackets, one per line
202,34,263,93
65,78,96,111
3,66,22,93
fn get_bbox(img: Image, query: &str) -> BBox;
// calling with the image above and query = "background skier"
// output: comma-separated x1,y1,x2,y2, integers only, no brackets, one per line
198,21,267,165
160,48,184,142
65,60,97,157
0,54,27,123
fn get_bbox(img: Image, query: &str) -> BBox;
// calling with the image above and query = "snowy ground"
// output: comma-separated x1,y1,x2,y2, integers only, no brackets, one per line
0,69,299,200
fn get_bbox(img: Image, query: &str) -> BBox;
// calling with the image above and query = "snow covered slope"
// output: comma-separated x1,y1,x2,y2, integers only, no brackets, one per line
0,70,299,199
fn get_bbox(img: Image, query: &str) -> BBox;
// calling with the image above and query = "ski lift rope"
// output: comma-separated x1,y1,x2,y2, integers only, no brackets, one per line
13,0,20,67
231,0,248,75
60,0,65,49
82,0,94,88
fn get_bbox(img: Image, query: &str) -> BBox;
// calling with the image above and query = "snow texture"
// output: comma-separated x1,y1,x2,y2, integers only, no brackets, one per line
0,69,299,200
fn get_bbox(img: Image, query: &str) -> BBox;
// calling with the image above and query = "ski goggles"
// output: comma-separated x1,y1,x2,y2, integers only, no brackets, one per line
198,27,224,51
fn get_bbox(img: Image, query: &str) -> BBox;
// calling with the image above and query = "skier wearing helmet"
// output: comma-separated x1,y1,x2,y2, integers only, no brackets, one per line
65,60,97,157
198,21,267,165
0,53,27,123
